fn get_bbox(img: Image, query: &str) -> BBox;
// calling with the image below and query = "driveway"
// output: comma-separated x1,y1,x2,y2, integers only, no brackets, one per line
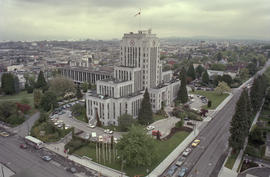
147,116,180,139
56,110,123,139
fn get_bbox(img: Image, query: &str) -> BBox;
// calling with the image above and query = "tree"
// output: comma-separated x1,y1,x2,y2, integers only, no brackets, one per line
210,63,226,71
1,73,15,95
14,75,20,93
76,85,83,99
202,71,209,84
187,64,196,80
217,52,222,61
215,81,231,95
247,62,257,75
195,65,205,78
71,103,85,116
239,68,249,81
118,114,136,132
229,91,249,151
49,76,75,97
177,67,188,103
221,74,233,87
117,125,157,167
208,100,212,108
138,89,153,125
36,71,47,90
33,89,42,108
40,91,58,111
81,82,88,93
250,75,267,112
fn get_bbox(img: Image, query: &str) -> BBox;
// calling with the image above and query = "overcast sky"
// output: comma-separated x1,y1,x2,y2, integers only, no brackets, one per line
1,0,270,41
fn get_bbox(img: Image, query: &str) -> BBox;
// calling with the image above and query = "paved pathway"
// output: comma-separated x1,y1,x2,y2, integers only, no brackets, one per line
11,111,40,137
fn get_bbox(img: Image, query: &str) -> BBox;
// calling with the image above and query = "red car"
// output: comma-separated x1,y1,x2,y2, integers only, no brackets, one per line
152,130,162,136
20,144,28,149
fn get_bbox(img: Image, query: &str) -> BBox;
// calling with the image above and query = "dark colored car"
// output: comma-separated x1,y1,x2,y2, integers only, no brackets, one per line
67,167,77,173
20,144,28,149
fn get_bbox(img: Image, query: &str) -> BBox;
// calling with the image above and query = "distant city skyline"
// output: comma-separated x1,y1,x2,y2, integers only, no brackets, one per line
1,0,270,41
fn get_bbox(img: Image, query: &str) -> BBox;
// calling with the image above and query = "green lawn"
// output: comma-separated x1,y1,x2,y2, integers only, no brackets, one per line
0,91,34,108
225,150,239,169
153,114,166,121
31,121,72,143
73,131,190,176
192,90,229,109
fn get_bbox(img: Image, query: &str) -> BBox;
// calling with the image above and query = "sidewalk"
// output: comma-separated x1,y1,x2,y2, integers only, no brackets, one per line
45,143,127,177
148,93,233,177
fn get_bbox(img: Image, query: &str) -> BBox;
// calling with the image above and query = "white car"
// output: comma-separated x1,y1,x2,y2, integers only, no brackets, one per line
104,129,113,134
84,133,90,140
182,148,192,157
146,125,155,131
65,124,71,129
87,124,96,128
57,124,63,128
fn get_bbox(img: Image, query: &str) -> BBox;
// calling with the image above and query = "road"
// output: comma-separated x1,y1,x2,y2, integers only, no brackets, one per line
162,59,270,177
0,135,75,177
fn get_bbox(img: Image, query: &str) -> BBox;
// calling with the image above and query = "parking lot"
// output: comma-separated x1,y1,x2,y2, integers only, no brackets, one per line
49,105,123,142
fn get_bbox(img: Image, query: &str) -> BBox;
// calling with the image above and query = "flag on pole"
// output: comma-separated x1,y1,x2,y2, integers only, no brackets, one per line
134,9,141,17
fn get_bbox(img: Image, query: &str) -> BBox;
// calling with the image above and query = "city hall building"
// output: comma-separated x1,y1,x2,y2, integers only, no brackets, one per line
86,30,180,126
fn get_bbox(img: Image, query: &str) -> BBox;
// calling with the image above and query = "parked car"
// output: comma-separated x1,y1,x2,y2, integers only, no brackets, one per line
98,136,103,142
176,156,186,167
67,167,77,173
87,124,96,128
178,167,188,177
84,133,90,140
152,130,162,136
57,124,63,128
65,124,71,130
182,148,192,157
192,139,200,147
0,131,9,137
41,156,52,161
20,144,28,149
146,125,155,131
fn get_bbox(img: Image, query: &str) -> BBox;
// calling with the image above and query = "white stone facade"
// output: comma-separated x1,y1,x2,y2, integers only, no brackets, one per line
86,30,180,126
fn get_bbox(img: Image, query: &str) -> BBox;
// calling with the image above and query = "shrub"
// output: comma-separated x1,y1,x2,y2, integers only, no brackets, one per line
245,145,260,158
208,100,212,108
175,119,184,128
188,112,202,121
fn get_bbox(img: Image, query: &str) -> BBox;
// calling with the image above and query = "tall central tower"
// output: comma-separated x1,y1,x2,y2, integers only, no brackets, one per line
119,29,162,89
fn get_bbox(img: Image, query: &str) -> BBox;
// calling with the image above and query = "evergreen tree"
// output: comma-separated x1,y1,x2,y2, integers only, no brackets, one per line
138,88,153,125
229,91,249,151
81,82,88,93
14,76,20,93
34,89,42,108
243,89,252,128
202,71,209,84
217,52,222,61
76,85,83,99
250,75,267,112
36,71,47,89
40,91,58,111
177,67,188,103
1,73,15,95
195,65,205,78
187,63,196,80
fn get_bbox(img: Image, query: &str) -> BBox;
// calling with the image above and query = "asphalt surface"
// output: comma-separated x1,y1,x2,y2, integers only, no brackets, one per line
163,60,270,177
0,135,75,177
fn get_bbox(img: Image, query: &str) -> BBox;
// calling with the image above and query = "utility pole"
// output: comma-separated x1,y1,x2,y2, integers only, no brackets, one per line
1,165,5,177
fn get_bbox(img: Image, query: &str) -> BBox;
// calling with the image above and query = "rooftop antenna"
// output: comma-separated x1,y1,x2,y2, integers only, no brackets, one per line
134,8,142,30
